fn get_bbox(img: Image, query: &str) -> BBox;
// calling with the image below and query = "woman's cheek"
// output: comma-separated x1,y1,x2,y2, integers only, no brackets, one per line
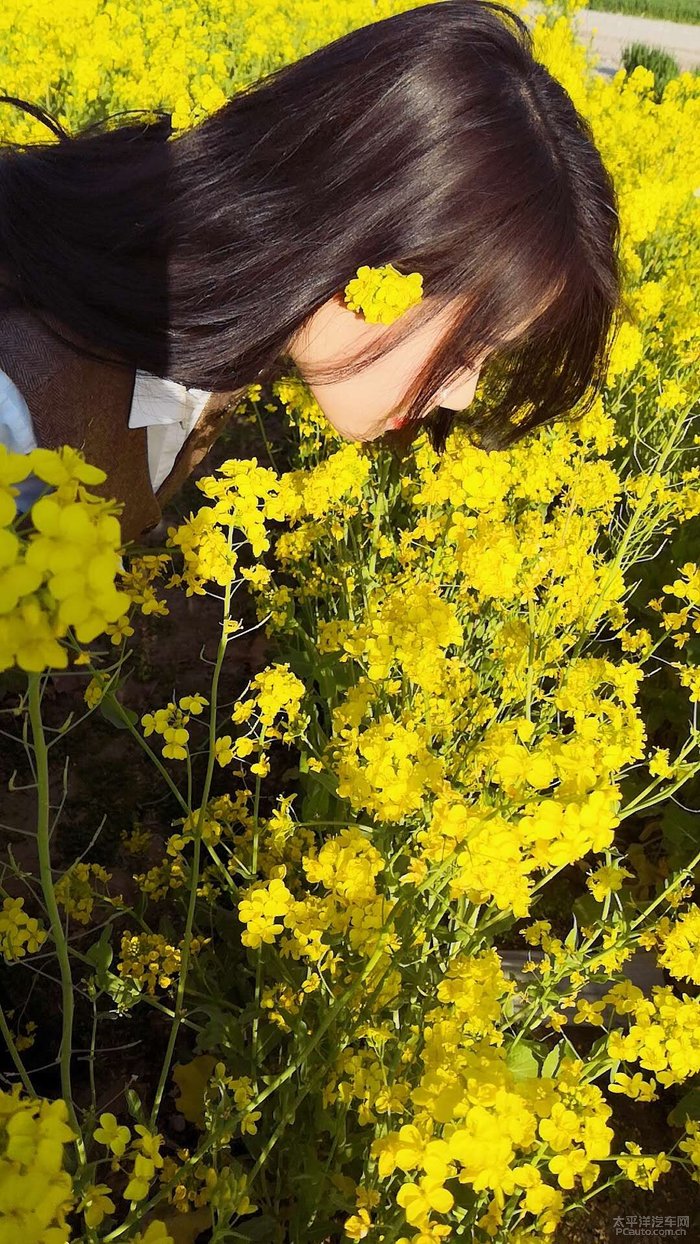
306,370,402,440
307,353,422,440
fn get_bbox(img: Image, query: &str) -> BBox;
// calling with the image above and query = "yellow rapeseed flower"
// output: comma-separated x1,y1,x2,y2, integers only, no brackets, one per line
343,262,424,324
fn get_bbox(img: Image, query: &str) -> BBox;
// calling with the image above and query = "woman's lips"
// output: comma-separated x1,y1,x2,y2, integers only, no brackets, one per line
388,397,440,430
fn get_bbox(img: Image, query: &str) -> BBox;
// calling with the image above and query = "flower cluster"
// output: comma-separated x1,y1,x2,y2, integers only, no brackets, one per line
117,930,209,995
606,985,700,1087
237,877,294,949
343,262,424,324
114,552,172,625
0,446,128,672
54,861,115,925
370,1040,616,1239
0,896,47,962
141,694,208,760
657,904,700,984
0,1088,75,1242
87,1112,174,1231
680,1120,700,1184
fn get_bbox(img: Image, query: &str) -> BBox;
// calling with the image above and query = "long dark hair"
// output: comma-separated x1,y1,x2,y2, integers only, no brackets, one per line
0,0,622,455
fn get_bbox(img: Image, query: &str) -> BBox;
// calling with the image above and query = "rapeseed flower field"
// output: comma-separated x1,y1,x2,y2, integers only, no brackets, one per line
0,1,699,1242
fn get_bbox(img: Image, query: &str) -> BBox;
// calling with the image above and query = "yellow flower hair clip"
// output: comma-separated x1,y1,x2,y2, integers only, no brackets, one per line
343,262,424,325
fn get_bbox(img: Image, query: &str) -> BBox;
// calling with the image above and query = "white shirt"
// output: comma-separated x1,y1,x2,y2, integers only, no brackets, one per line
128,371,212,489
0,365,212,512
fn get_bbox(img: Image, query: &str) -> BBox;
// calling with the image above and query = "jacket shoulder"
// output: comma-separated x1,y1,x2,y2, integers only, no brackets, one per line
0,301,161,542
0,302,139,447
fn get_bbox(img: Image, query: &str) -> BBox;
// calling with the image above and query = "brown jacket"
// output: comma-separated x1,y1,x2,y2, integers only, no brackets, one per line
0,291,248,544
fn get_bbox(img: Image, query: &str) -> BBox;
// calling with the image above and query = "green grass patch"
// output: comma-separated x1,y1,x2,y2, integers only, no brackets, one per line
586,0,700,24
621,39,681,96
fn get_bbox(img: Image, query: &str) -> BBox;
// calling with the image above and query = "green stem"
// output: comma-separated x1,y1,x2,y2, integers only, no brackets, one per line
27,674,86,1162
88,994,98,1116
148,531,236,1128
0,1003,35,1095
629,843,700,930
506,926,639,1051
253,397,279,471
250,729,267,1072
100,690,190,816
619,741,700,820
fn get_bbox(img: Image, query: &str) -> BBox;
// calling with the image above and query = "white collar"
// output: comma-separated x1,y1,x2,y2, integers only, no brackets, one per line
128,369,212,428
128,370,214,492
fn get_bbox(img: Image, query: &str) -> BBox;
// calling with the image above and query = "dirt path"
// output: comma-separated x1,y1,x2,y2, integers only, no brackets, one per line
525,4,700,75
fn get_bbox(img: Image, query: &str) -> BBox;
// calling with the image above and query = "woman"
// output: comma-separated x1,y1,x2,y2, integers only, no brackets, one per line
0,0,621,544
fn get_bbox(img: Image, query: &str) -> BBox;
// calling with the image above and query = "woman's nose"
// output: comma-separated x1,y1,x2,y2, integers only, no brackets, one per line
386,367,482,432
435,367,481,411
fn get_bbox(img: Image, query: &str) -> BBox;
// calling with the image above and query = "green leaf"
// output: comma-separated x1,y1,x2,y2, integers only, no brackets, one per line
541,1043,562,1080
85,927,113,984
300,780,331,822
125,1087,149,1129
507,1041,540,1080
102,970,141,1011
232,1216,281,1241
660,804,699,872
572,892,602,928
99,692,138,730
667,1086,700,1128
588,1034,616,1068
156,1209,212,1244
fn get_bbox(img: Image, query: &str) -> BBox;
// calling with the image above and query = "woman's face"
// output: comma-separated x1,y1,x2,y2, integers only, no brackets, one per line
286,293,487,442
